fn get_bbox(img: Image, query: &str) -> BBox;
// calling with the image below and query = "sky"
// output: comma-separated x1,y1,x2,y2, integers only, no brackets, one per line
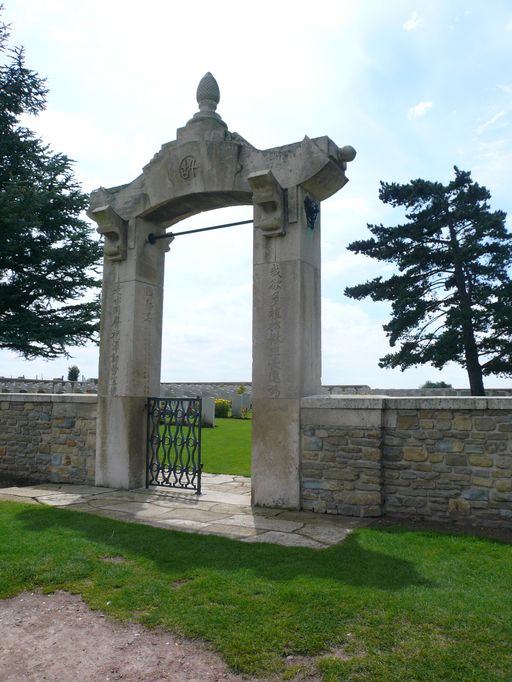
1,0,512,389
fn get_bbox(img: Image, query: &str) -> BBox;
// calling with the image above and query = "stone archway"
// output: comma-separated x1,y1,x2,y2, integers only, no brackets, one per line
89,73,355,509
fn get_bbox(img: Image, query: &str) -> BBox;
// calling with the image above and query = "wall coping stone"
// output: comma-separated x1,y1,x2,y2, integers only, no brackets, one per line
301,395,512,411
0,393,97,404
301,395,386,409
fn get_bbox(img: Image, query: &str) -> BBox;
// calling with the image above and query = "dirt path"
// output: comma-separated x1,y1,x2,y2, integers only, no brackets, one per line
0,591,286,682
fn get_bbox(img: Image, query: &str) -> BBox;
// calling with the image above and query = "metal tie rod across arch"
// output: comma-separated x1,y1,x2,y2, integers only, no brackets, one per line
147,218,253,245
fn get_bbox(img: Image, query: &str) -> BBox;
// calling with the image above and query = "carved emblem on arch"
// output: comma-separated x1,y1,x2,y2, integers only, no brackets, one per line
248,170,286,237
89,205,128,261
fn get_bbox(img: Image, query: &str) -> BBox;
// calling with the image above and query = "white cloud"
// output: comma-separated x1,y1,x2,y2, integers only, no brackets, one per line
475,111,506,135
403,11,423,31
407,101,433,119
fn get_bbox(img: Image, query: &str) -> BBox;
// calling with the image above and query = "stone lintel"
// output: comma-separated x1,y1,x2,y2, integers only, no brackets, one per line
89,135,354,226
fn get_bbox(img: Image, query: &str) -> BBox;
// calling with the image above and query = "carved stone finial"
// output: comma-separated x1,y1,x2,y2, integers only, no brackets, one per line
191,72,226,127
339,145,357,162
197,72,220,110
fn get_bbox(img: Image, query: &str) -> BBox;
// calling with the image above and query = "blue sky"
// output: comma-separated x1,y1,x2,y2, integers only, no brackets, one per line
1,0,511,388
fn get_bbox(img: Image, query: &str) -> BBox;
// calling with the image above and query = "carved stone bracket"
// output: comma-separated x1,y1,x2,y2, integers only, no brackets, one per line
89,205,128,261
248,170,286,237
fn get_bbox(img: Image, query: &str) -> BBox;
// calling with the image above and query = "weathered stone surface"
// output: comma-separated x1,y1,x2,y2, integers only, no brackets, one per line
453,415,472,430
300,398,512,529
0,395,96,485
397,414,418,429
302,436,323,451
462,488,489,501
448,497,471,515
474,417,496,431
468,454,493,467
403,447,427,462
438,439,464,453
471,476,492,488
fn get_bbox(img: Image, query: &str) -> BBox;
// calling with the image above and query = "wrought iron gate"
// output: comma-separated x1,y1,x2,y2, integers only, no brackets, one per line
146,397,202,493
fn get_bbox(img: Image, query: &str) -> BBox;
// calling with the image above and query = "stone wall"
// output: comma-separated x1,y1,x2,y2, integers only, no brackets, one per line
2,377,510,398
161,383,511,398
0,394,96,485
0,377,98,394
301,396,512,528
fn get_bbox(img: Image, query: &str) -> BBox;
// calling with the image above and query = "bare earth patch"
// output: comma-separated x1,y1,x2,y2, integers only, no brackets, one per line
0,591,285,682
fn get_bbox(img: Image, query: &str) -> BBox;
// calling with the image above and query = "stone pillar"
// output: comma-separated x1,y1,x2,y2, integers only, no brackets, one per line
91,209,166,489
251,176,322,509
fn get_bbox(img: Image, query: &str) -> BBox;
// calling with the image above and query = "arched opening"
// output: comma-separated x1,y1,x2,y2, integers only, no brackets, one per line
160,205,254,482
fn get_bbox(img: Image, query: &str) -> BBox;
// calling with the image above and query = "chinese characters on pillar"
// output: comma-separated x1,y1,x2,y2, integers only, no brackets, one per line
143,286,154,395
109,283,121,395
268,263,282,398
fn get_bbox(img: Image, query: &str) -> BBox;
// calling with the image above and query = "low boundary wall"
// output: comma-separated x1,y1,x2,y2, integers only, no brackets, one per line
0,394,96,485
2,392,512,530
301,396,512,528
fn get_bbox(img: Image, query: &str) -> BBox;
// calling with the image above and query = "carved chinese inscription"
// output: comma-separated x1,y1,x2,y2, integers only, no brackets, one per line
142,286,154,395
109,283,121,395
268,263,282,398
179,156,199,180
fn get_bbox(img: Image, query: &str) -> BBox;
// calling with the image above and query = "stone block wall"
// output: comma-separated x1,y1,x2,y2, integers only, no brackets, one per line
301,398,384,517
300,396,512,528
0,394,97,485
383,398,512,526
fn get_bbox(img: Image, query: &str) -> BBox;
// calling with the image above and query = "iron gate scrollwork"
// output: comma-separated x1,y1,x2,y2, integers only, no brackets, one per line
146,397,202,493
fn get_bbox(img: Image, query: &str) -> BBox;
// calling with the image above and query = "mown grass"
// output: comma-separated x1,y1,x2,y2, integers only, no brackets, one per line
201,417,251,476
1,501,511,680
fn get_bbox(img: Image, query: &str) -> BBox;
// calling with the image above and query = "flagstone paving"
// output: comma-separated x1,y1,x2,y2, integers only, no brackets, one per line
0,474,369,548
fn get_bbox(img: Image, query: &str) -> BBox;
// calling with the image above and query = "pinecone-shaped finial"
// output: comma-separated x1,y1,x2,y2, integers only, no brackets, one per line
196,72,220,111
190,72,226,127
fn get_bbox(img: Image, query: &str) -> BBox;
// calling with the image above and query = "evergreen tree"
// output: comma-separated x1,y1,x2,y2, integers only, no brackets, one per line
67,365,80,382
344,167,512,395
0,9,101,359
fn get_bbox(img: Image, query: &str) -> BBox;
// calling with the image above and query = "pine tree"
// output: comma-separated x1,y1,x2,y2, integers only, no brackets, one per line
344,167,512,395
0,9,101,359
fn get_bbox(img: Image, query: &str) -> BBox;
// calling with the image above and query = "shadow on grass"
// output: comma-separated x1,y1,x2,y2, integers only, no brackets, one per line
11,503,434,592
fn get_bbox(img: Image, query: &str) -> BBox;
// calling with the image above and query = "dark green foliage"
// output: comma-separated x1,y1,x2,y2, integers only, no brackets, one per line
345,167,512,395
67,365,80,381
421,381,452,389
0,10,101,359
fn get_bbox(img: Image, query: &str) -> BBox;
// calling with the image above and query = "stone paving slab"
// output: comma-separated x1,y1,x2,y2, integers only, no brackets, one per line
219,514,304,533
296,524,352,544
243,531,325,549
0,475,363,549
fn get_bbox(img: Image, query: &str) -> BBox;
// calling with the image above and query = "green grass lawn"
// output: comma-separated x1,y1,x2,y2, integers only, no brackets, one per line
1,501,511,680
201,417,251,477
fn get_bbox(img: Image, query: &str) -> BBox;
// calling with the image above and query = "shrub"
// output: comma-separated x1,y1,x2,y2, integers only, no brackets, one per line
215,399,231,418
421,380,452,389
67,365,80,382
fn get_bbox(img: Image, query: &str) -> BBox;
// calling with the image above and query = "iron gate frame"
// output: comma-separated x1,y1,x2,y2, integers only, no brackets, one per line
146,397,202,493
